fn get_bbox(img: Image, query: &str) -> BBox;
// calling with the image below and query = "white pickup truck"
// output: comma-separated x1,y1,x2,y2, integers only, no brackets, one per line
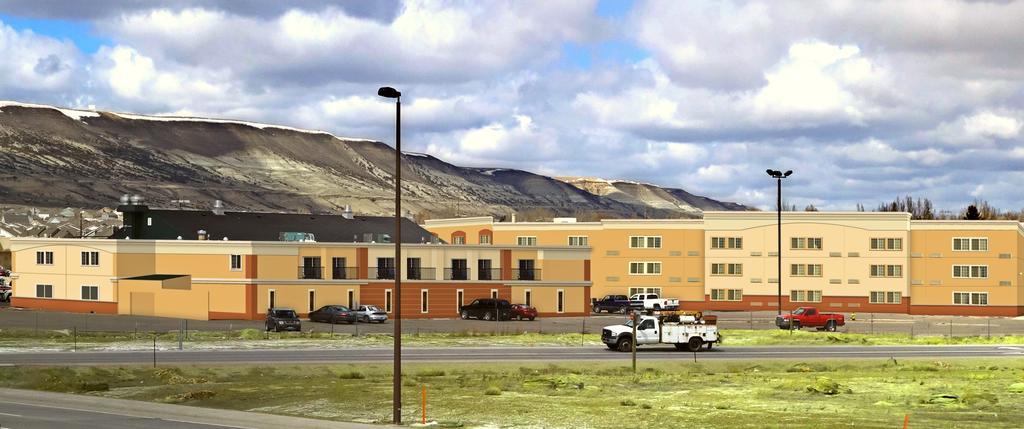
602,312,720,352
628,293,679,311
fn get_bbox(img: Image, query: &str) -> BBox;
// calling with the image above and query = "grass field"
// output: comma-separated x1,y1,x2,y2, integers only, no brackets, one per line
2,359,1024,428
1,327,1022,352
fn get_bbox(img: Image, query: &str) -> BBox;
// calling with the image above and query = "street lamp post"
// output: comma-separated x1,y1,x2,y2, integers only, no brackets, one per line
765,169,792,316
378,86,402,424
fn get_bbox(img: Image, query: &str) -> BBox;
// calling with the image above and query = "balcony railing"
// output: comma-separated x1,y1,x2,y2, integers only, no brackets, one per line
299,266,324,280
331,266,359,280
406,267,437,280
511,268,541,281
444,268,471,281
369,267,396,280
477,268,501,281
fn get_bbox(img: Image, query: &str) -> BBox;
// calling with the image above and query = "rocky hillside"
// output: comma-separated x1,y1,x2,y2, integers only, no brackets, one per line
0,101,749,218
557,177,749,214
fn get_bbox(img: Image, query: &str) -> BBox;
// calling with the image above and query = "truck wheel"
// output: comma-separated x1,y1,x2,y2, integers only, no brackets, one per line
618,306,628,314
484,311,494,321
592,305,601,314
792,321,801,330
686,337,703,352
706,341,713,350
617,337,633,352
825,320,837,332
460,310,468,320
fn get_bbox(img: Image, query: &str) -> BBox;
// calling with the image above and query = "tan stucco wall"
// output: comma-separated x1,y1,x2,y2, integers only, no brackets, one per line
909,227,1020,306
117,277,209,320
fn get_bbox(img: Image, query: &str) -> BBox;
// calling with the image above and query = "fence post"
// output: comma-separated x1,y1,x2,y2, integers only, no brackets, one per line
152,335,157,368
581,317,586,347
949,319,953,338
73,326,77,352
987,318,991,338
178,320,184,350
870,313,874,335
749,311,753,330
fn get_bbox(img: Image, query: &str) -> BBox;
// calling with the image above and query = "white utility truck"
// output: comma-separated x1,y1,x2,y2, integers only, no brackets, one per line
628,293,679,311
602,312,720,352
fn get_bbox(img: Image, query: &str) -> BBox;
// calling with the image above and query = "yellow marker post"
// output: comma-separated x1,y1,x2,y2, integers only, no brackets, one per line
903,414,909,428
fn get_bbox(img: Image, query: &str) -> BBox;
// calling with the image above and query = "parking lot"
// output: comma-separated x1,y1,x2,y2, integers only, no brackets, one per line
2,304,1024,337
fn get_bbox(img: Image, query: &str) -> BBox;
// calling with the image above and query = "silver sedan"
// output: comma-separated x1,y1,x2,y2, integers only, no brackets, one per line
355,305,388,323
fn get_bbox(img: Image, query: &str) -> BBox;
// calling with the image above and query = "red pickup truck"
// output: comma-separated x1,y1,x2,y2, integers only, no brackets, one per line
776,307,844,332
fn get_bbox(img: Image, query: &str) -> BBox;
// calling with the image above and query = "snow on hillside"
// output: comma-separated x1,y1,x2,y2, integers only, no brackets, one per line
0,101,99,121
0,100,375,142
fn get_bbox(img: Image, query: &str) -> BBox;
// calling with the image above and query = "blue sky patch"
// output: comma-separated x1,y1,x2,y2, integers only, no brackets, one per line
0,14,108,53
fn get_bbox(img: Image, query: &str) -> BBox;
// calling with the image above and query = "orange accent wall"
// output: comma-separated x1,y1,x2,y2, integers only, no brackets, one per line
501,250,512,280
583,260,591,281
244,255,258,278
909,305,1024,317
357,247,368,279
360,282,512,319
11,297,117,314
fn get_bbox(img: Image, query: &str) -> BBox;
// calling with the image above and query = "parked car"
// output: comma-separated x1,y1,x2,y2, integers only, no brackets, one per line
265,308,302,332
592,294,631,314
510,304,537,321
460,298,512,321
775,306,845,332
629,293,680,311
308,305,357,324
355,305,388,323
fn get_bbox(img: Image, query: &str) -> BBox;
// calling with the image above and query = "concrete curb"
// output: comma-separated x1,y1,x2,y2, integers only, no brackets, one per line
0,388,399,429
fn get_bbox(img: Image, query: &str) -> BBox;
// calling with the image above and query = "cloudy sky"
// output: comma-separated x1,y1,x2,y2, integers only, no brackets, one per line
2,0,1023,212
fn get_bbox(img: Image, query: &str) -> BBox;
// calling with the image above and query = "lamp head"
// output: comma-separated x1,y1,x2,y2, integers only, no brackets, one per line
377,87,401,99
784,170,793,177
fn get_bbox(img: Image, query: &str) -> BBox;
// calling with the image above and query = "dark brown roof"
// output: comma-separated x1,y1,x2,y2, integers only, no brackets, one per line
111,208,436,243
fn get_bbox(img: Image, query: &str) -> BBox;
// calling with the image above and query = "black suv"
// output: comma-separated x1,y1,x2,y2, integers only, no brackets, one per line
459,298,512,321
265,308,302,332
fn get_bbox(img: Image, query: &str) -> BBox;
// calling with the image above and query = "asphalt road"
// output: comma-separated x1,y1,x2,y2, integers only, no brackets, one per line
0,388,390,429
3,344,1023,366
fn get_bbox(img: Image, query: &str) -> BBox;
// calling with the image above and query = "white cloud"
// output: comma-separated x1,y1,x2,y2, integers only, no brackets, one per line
0,21,81,93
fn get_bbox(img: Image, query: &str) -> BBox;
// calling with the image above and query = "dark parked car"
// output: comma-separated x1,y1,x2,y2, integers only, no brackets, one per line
308,305,357,324
510,304,537,321
265,308,302,332
460,298,512,321
592,294,631,314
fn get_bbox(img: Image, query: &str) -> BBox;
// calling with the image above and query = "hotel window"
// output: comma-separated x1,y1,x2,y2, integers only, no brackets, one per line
308,290,316,312
629,287,662,296
347,289,354,308
870,265,903,278
36,251,53,265
791,237,822,250
953,265,988,279
710,263,742,276
953,292,988,306
869,291,902,304
36,284,53,298
711,237,742,249
710,289,743,301
557,289,564,313
629,236,662,249
491,289,499,299
568,236,589,247
81,285,99,301
790,264,822,277
524,289,532,307
870,238,903,251
517,236,538,246
452,236,466,245
479,234,492,245
81,251,99,266
420,290,429,313
230,254,242,271
629,261,662,275
790,290,822,303
953,237,988,251
385,289,393,313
